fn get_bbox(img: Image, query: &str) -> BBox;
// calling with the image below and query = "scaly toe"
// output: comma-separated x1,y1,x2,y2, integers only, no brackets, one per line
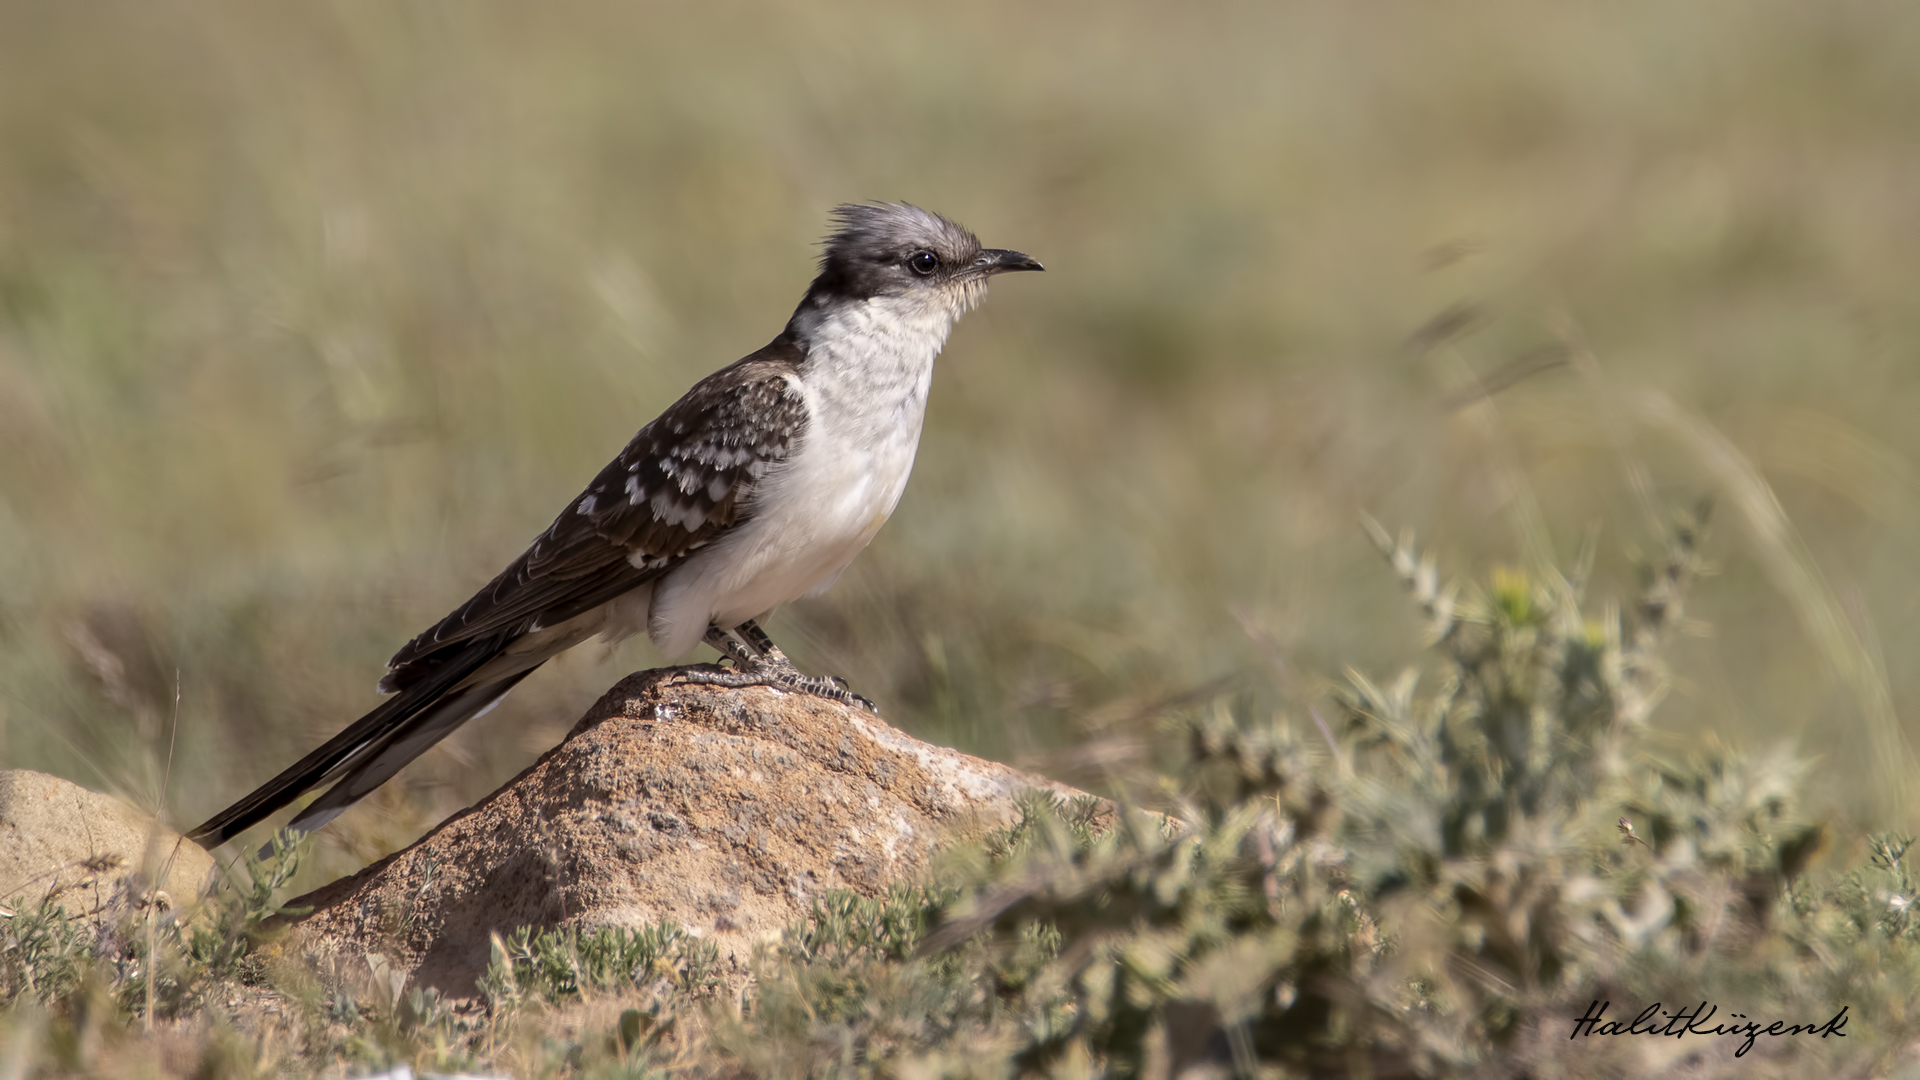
676,664,877,714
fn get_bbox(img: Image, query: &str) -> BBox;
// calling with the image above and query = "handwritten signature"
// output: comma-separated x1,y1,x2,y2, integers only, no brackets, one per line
1570,1000,1849,1058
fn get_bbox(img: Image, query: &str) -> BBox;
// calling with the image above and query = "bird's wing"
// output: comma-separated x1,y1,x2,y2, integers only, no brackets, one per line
188,336,809,847
379,336,809,692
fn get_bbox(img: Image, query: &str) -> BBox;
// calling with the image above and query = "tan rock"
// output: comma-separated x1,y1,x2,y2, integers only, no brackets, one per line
286,666,1095,996
0,769,217,923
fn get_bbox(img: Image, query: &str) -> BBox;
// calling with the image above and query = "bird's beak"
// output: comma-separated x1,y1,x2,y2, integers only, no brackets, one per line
970,248,1045,276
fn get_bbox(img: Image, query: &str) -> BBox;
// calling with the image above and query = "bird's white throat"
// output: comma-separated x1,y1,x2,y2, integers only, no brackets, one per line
795,290,961,445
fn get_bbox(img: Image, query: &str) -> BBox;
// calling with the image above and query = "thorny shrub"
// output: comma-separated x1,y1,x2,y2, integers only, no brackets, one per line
4,507,1918,1077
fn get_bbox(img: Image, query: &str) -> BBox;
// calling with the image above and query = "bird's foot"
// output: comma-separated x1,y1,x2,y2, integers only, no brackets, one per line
675,665,877,714
688,623,877,713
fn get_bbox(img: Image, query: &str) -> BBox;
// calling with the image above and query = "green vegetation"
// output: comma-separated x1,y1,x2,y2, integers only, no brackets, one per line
6,2,1920,873
6,518,1918,1075
5,0,1920,1074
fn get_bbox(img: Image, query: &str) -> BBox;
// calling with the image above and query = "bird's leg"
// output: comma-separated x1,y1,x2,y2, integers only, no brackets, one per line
734,619,799,671
736,618,869,701
738,619,875,711
677,622,877,714
702,625,761,670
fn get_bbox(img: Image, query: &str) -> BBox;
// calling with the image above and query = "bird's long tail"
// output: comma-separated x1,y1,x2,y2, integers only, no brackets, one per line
188,631,536,849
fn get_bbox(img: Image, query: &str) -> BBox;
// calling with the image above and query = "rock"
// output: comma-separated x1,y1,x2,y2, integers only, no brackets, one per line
0,769,217,924
285,666,1095,996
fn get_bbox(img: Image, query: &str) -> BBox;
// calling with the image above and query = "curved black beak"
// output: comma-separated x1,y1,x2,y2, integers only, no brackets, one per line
972,248,1045,275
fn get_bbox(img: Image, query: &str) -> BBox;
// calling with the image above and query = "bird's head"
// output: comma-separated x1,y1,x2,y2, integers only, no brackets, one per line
804,202,1042,317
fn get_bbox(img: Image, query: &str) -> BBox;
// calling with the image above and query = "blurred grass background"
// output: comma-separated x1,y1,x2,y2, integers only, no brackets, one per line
2,0,1919,877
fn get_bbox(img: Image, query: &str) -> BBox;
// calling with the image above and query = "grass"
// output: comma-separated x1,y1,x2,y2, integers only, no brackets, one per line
5,515,1918,1075
4,0,1920,1072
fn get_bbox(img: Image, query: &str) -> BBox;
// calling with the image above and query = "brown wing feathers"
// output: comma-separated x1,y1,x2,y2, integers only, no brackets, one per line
189,337,808,847
380,343,807,690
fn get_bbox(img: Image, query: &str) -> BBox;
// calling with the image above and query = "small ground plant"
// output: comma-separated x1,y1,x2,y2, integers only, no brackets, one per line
3,508,1915,1077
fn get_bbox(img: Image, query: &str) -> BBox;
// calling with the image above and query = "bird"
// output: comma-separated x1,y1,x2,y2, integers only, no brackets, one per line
187,203,1042,849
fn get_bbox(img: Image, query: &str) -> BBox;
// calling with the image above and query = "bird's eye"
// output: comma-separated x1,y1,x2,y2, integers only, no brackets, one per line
907,250,938,275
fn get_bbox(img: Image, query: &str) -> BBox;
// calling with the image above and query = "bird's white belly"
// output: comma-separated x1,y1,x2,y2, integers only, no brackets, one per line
643,419,922,657
640,291,953,659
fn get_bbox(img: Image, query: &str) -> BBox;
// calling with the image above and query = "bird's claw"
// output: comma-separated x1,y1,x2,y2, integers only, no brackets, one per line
821,675,876,714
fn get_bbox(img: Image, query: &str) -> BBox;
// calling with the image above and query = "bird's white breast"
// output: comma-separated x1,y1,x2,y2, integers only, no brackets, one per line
643,292,960,657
